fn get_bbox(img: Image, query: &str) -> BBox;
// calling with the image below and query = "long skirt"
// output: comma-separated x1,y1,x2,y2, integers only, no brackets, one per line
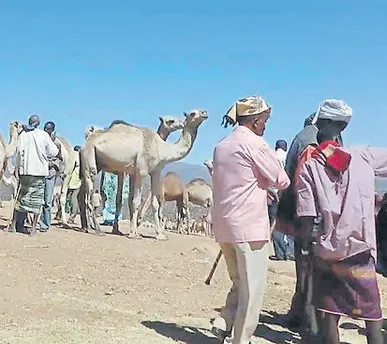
313,251,382,321
15,175,45,214
101,172,130,223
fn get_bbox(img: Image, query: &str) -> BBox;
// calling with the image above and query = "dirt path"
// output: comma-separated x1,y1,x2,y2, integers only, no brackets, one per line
0,205,386,343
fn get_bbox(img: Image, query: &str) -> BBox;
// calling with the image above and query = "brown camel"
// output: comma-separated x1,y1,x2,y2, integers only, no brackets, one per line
137,171,189,234
79,110,208,240
139,176,213,235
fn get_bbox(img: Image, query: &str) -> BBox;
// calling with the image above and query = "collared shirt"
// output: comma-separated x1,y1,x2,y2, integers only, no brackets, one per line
47,137,64,178
212,126,290,243
296,146,387,261
17,128,59,177
276,148,287,167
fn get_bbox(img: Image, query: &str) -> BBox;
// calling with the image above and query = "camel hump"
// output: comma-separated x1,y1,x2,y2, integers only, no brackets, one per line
57,136,72,151
189,178,209,185
164,171,179,178
108,120,132,128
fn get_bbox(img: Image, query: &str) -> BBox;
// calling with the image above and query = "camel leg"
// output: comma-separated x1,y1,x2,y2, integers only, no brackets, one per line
127,175,143,240
112,173,124,235
150,171,167,241
60,179,71,228
176,202,185,235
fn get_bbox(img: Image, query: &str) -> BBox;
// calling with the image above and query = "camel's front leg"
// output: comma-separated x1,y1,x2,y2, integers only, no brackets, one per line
112,173,124,235
150,171,167,240
176,202,186,235
60,178,71,228
128,175,143,239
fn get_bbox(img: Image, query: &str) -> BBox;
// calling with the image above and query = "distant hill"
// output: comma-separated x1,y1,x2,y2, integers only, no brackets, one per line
162,162,211,183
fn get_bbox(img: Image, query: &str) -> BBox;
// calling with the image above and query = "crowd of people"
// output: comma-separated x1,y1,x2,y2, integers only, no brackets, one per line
10,115,63,235
210,95,386,344
7,115,105,235
3,97,387,343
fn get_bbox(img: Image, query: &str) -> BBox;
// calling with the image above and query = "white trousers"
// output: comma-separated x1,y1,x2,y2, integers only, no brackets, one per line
213,241,269,344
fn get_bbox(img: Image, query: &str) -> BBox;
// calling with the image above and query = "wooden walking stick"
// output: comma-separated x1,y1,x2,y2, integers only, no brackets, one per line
205,250,223,285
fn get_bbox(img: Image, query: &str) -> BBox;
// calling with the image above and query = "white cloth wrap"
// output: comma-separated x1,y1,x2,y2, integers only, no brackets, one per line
312,99,352,124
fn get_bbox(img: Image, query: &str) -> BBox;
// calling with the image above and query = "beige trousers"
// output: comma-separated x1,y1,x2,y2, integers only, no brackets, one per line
213,241,269,344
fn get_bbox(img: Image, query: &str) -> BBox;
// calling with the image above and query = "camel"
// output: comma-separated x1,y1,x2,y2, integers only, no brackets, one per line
110,116,185,234
0,121,23,182
139,176,213,235
191,213,212,237
79,110,208,240
183,178,213,233
137,172,189,233
83,117,185,233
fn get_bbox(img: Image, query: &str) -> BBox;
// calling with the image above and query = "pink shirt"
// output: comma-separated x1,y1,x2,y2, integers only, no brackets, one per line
212,126,290,243
296,146,387,261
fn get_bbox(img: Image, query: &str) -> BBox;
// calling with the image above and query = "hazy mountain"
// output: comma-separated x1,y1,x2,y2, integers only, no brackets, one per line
162,162,211,183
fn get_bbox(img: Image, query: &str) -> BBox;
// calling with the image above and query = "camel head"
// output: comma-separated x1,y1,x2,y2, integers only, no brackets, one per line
85,125,104,140
159,116,185,133
10,121,24,136
183,110,208,130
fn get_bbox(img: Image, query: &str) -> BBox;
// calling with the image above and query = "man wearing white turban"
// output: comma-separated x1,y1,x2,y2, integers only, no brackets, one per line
276,99,351,336
295,99,385,343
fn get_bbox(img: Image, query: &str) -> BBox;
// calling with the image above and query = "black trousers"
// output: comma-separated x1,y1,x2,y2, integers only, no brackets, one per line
288,237,319,336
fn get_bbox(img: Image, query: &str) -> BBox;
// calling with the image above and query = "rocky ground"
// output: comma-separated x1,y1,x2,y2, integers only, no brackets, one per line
0,203,386,344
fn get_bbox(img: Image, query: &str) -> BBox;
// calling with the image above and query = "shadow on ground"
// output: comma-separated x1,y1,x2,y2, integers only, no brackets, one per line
142,321,217,343
143,314,302,344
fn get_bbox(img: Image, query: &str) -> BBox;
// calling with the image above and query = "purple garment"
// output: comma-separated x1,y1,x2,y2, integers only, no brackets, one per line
313,252,382,320
296,146,387,261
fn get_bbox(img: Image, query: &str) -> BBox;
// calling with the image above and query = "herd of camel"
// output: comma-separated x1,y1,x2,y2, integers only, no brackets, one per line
0,110,214,240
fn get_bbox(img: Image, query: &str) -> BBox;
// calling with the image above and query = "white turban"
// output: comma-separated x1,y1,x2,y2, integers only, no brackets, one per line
312,99,353,125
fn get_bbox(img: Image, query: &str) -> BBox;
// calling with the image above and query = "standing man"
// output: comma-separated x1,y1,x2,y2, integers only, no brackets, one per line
296,99,384,343
39,121,64,232
269,140,295,261
68,145,82,223
279,104,348,336
211,96,290,344
275,112,321,332
11,115,59,235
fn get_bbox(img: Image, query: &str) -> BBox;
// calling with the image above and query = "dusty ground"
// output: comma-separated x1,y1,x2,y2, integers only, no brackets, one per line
0,204,386,344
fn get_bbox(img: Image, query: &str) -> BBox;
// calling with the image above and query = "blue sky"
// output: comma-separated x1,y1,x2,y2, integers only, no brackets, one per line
0,0,386,165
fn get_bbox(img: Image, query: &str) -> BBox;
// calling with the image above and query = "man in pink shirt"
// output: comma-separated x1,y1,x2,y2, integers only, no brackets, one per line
211,96,290,344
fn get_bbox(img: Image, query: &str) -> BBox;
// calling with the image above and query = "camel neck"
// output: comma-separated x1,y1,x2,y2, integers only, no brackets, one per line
158,126,197,164
5,128,18,159
156,125,170,141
